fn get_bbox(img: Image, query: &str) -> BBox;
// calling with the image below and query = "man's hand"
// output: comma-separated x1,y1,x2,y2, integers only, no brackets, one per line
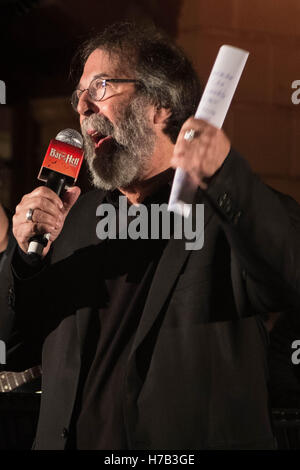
13,186,81,257
171,118,231,189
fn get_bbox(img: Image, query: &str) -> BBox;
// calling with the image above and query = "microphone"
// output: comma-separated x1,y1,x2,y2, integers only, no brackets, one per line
27,128,84,256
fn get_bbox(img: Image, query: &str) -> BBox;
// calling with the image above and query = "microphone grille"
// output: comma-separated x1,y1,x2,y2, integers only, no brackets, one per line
55,128,83,149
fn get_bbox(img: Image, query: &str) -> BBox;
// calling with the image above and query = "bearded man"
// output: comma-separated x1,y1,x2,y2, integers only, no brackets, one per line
3,22,300,450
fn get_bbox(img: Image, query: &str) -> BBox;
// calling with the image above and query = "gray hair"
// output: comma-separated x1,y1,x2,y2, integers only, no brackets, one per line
71,22,202,143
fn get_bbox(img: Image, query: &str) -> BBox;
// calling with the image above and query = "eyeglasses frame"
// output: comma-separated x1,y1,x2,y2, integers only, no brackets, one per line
71,78,140,111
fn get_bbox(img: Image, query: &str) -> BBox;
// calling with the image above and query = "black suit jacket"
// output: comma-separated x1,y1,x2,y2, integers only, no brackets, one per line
3,149,300,449
0,214,17,341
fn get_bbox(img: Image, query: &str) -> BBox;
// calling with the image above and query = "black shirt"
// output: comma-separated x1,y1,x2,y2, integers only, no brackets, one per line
75,238,166,449
70,184,172,449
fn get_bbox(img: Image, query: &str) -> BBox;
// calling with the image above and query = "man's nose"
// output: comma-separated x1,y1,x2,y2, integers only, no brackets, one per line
77,90,99,117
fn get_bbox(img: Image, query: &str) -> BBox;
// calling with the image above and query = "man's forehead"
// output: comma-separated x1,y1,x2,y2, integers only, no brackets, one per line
79,48,129,87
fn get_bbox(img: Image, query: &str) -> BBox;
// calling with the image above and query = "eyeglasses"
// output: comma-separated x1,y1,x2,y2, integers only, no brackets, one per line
71,77,140,112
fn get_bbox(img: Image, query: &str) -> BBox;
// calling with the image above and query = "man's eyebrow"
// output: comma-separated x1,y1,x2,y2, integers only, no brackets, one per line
77,73,110,89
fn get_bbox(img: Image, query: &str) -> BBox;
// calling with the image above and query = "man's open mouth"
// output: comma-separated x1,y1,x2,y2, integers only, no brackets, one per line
87,129,114,149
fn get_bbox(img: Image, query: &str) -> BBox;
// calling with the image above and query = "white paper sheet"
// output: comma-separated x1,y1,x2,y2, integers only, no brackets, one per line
168,45,249,217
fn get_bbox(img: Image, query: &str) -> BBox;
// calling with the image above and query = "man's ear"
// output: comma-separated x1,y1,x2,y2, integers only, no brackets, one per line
153,106,172,125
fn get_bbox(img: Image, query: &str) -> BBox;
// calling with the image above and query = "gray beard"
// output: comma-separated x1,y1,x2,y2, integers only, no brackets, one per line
81,97,156,190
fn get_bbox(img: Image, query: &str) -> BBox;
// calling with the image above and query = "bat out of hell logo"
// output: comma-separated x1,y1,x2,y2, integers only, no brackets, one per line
0,80,6,104
0,340,6,364
49,147,80,166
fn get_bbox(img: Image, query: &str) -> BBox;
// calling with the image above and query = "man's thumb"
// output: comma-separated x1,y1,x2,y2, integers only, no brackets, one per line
62,186,81,214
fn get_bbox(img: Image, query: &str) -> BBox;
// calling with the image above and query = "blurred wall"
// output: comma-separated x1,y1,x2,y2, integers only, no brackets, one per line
0,0,300,208
177,0,300,201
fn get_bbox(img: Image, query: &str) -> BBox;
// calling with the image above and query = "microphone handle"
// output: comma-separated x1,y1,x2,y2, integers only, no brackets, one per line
27,172,66,257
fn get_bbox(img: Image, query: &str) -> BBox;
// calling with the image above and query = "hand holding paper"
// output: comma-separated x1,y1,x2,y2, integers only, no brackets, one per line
171,117,231,189
168,45,249,217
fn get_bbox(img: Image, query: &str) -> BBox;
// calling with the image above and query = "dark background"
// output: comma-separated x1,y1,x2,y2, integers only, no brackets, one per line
0,0,300,209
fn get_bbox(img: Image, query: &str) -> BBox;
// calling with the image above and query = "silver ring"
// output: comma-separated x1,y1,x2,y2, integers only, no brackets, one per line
26,208,34,222
184,128,196,142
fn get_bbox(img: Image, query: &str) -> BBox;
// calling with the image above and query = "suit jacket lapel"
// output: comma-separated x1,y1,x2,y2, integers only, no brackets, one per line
72,188,215,358
130,193,215,355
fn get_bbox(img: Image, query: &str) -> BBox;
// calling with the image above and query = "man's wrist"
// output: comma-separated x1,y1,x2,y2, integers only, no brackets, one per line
12,245,51,280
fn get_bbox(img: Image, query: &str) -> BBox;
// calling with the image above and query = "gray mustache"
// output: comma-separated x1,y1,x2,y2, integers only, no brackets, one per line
82,114,115,138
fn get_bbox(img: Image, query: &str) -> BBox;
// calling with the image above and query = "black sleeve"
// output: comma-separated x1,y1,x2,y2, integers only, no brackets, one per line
204,147,300,312
0,234,49,371
13,245,51,279
0,229,17,341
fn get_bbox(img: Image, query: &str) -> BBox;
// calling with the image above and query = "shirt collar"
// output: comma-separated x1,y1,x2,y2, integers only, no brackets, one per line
104,168,174,208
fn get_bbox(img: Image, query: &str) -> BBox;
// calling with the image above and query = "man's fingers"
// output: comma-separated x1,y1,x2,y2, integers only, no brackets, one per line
13,185,78,255
13,220,60,246
16,208,63,231
20,186,64,210
15,196,64,222
177,117,206,139
13,184,81,256
15,201,64,226
62,186,81,214
172,115,231,187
